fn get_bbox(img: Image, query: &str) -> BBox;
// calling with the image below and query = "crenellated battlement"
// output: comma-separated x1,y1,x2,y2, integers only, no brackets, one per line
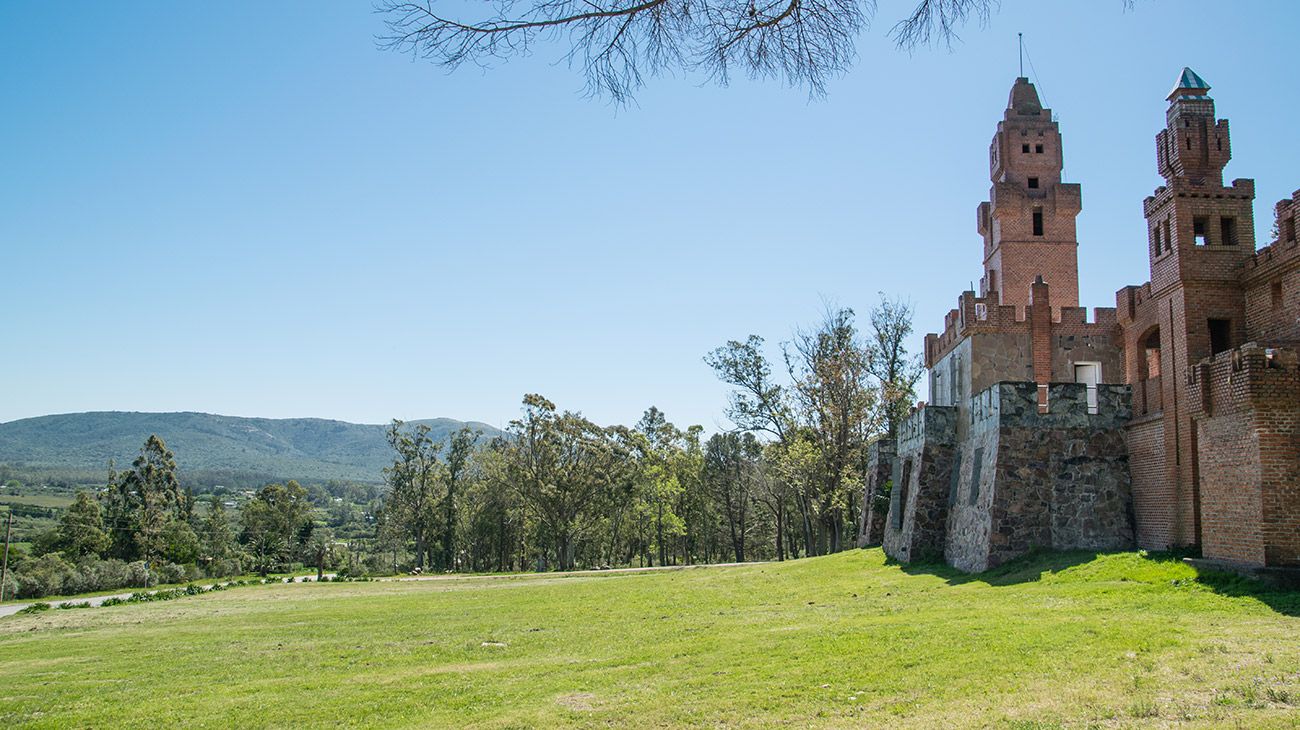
1142,178,1256,218
925,287,1118,368
1188,343,1300,418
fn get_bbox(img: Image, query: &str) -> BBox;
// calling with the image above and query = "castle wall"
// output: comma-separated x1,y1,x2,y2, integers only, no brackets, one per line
1125,416,1171,549
856,439,896,548
944,383,1133,572
1189,344,1300,567
882,406,956,564
1242,191,1300,346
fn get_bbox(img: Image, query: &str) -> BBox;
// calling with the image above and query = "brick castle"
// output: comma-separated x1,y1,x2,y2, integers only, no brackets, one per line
859,68,1300,573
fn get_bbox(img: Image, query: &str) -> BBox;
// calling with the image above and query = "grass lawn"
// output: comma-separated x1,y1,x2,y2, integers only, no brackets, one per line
1,549,1297,728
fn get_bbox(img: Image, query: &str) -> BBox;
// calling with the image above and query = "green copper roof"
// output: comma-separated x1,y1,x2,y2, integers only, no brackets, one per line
1168,67,1211,100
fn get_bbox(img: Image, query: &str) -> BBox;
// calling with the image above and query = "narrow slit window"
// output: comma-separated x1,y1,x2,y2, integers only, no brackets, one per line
1153,226,1162,257
1032,208,1044,236
1273,281,1284,309
967,448,984,506
1028,177,1039,189
894,460,913,530
1186,137,1193,150
1285,217,1296,243
947,452,963,507
1193,217,1209,246
1163,218,1172,252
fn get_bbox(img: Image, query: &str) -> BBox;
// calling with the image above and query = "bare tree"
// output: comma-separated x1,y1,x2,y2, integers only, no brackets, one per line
867,293,924,439
376,0,1012,102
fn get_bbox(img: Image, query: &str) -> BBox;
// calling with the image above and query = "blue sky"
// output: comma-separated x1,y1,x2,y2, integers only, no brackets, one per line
3,1,1298,433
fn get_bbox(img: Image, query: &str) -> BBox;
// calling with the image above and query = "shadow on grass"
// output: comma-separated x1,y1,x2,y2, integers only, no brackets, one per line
886,548,1300,617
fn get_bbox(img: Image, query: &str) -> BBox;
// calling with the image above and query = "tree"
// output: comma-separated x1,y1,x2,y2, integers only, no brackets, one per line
200,496,238,570
868,293,924,439
703,432,760,562
103,435,189,564
705,335,793,442
376,0,1011,102
55,491,110,558
241,481,313,574
381,420,446,571
496,394,630,570
442,426,481,571
784,306,875,554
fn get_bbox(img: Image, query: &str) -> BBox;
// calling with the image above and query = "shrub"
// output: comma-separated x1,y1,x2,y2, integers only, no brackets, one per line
155,562,187,585
14,553,75,599
56,601,92,610
17,602,52,614
125,561,155,588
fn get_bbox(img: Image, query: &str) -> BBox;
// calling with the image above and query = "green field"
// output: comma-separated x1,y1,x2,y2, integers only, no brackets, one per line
1,550,1297,728
0,493,75,509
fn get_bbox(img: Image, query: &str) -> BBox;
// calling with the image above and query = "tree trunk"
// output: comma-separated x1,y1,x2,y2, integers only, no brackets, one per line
775,502,785,561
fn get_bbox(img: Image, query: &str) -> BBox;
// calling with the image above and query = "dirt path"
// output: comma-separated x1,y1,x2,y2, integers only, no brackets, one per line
0,574,333,618
1,562,764,617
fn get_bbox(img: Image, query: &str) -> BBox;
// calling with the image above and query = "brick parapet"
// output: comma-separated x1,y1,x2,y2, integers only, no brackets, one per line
925,287,1118,369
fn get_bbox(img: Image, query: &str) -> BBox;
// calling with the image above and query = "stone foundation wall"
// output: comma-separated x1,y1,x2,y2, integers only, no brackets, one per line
945,382,1134,572
882,406,957,564
856,439,896,548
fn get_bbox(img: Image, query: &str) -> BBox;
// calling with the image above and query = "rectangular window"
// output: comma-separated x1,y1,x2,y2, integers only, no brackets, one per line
1032,208,1044,236
1152,226,1162,257
1028,177,1039,189
1273,281,1284,309
1163,218,1172,252
1220,217,1237,246
1285,217,1296,243
967,448,984,506
1209,318,1231,355
1035,144,1044,153
1022,144,1030,153
1193,217,1209,246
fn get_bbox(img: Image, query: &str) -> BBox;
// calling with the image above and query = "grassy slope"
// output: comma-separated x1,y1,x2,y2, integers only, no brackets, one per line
1,550,1297,728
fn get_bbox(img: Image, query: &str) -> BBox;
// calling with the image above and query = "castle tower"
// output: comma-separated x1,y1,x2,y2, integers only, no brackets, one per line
1120,68,1257,550
977,78,1082,313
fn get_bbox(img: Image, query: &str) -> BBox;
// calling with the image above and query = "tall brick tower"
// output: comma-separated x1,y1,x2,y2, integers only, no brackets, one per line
1118,68,1257,549
977,78,1081,313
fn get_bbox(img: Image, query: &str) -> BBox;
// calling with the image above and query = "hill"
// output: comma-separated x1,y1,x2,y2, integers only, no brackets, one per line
1,549,1297,727
0,411,502,486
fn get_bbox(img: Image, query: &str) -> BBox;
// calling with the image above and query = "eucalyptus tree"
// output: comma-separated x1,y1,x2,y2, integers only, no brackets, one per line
784,306,876,553
240,480,314,574
103,435,189,564
380,420,448,570
442,426,481,571
868,294,925,439
497,394,631,571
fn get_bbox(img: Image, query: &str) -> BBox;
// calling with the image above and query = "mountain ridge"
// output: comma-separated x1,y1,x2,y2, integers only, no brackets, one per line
0,411,503,486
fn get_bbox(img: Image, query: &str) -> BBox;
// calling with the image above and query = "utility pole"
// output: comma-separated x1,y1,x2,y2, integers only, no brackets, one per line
1,510,12,602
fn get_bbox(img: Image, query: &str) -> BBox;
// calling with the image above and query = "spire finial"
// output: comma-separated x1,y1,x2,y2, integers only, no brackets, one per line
1018,33,1024,78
